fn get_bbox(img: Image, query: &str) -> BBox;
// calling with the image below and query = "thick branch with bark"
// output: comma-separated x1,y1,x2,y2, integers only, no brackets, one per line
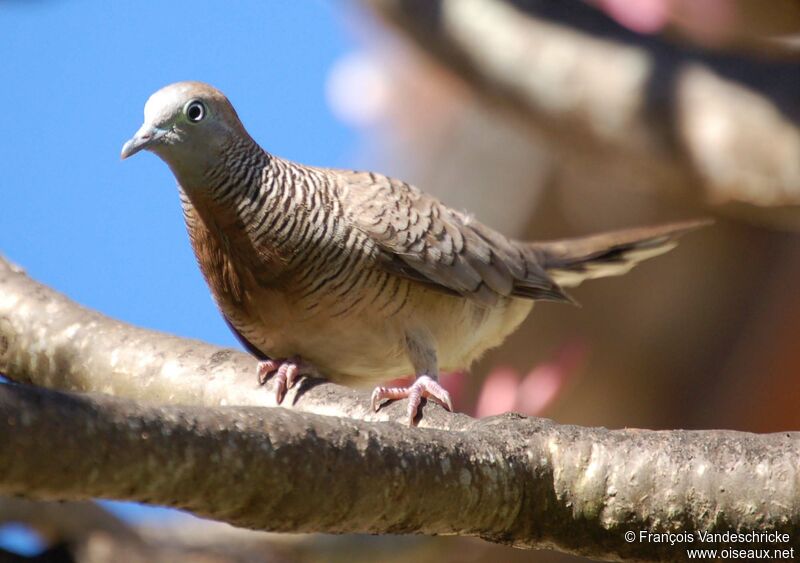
364,0,800,215
1,254,800,561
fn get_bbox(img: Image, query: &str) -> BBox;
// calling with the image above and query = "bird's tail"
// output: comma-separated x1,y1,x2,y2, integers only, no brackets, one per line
526,219,711,288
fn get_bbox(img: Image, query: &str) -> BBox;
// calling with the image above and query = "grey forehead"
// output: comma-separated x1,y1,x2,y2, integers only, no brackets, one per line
143,83,203,123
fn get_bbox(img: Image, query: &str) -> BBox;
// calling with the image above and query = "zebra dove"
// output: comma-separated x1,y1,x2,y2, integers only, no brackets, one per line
121,81,708,425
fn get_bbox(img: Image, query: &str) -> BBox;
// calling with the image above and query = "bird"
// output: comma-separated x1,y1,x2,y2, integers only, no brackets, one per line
121,81,708,425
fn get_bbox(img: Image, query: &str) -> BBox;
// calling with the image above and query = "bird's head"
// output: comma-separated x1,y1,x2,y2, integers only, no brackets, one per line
121,82,249,175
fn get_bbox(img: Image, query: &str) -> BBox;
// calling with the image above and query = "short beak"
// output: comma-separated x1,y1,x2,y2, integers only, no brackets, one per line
120,124,169,160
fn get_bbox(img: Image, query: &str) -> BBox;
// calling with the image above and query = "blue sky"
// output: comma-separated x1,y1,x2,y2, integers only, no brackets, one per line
0,0,360,544
1,0,359,347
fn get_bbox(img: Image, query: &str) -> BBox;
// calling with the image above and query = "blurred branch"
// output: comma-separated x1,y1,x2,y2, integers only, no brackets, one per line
2,254,800,561
364,0,800,215
0,497,140,545
0,497,283,563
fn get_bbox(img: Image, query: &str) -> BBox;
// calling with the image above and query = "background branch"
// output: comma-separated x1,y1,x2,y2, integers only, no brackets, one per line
364,0,800,218
2,254,800,560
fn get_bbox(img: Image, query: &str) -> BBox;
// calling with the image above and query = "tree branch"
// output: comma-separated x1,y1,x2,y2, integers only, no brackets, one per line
364,0,800,214
2,254,800,561
0,254,436,428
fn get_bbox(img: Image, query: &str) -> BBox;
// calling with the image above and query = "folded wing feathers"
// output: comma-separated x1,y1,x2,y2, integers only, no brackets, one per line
343,170,708,305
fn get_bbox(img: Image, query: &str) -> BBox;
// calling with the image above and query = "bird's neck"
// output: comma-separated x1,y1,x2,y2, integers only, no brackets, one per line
175,137,274,266
178,141,332,283
176,135,266,217
168,133,267,192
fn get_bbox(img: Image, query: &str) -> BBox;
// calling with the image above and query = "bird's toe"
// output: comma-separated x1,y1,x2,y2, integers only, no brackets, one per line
256,357,314,404
371,375,453,426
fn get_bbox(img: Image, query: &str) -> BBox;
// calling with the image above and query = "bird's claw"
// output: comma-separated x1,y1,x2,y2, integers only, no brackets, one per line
257,357,309,404
371,375,453,426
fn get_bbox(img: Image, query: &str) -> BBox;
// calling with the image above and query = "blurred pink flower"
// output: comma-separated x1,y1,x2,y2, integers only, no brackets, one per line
593,0,670,34
590,0,736,44
475,340,588,418
474,367,520,418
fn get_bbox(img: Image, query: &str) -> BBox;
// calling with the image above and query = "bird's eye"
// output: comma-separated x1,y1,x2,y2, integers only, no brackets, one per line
185,100,206,123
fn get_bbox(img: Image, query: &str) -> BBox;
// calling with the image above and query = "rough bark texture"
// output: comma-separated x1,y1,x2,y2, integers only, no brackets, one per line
364,0,800,217
1,255,800,561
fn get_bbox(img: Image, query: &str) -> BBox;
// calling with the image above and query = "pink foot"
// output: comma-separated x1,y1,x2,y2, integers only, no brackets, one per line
257,357,316,404
371,375,453,426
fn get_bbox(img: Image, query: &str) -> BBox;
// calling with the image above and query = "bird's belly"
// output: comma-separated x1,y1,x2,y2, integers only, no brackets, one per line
429,295,534,371
229,285,413,387
225,280,534,387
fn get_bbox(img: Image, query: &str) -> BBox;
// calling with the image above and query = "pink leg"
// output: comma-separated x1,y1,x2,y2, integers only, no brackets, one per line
257,357,315,404
371,375,453,426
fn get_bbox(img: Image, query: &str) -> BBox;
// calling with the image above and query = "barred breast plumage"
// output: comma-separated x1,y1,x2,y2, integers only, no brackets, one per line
122,81,709,425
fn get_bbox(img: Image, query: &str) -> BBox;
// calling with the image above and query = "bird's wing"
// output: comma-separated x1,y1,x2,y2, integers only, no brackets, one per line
337,171,569,306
